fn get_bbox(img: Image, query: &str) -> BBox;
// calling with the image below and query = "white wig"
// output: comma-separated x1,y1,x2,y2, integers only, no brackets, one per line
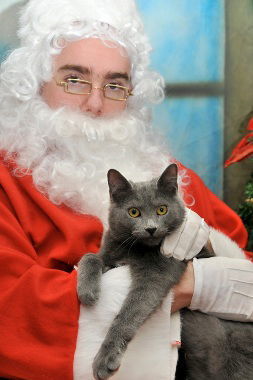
0,0,164,108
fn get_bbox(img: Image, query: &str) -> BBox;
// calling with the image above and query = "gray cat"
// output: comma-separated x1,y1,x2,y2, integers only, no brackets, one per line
77,164,253,380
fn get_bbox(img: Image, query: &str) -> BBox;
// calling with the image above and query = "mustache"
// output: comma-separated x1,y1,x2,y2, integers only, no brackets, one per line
45,104,141,142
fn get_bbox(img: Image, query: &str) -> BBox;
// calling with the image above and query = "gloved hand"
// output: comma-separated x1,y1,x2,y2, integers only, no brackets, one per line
161,208,210,260
190,256,253,322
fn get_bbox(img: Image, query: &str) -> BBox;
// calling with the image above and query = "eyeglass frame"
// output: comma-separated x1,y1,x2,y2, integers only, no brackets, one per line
55,77,133,101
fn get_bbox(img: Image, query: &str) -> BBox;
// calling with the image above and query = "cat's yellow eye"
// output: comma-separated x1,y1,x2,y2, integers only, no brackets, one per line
156,206,168,216
128,208,141,218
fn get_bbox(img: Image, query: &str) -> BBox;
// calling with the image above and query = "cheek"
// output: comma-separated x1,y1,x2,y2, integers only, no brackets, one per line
103,99,127,115
41,82,58,108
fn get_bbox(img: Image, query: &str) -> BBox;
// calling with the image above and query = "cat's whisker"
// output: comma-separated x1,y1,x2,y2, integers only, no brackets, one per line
114,235,135,253
126,237,138,256
121,235,136,249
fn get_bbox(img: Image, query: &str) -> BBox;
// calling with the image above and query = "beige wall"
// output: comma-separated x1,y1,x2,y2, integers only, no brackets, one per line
224,0,253,209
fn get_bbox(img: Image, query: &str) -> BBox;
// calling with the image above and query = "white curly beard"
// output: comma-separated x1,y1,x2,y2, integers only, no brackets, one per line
0,97,178,225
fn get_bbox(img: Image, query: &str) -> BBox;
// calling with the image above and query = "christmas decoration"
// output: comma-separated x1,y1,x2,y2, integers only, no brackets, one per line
225,118,253,167
225,116,253,253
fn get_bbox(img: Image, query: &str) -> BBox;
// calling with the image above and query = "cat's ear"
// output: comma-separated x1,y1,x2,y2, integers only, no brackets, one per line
107,169,132,202
157,164,178,195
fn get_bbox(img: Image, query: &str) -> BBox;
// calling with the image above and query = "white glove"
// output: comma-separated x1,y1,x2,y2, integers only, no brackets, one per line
190,257,253,322
161,208,210,261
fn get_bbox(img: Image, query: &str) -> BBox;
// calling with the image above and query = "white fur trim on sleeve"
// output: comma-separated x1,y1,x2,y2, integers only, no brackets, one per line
209,227,246,259
73,266,181,380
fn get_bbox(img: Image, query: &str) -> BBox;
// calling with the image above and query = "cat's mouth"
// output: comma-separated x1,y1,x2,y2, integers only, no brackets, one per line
138,236,163,247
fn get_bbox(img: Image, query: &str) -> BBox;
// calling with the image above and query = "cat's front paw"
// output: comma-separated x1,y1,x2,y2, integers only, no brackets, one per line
77,286,100,306
77,254,102,306
92,347,121,380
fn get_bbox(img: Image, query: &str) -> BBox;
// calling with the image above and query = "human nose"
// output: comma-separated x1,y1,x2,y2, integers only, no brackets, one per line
81,87,104,117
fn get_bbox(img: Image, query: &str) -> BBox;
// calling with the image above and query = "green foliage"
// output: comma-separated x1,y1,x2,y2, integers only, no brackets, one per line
238,173,253,251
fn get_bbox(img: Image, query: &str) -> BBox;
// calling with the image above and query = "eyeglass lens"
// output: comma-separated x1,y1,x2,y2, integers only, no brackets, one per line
66,79,127,100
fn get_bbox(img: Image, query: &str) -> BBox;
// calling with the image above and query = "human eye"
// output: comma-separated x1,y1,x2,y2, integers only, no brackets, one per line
107,82,124,90
104,82,128,100
64,75,91,94
65,75,82,83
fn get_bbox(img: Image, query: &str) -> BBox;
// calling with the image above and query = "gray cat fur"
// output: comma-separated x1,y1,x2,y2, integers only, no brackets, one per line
77,164,253,380
178,310,253,380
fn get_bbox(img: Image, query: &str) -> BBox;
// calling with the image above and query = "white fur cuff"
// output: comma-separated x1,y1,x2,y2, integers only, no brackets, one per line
74,266,181,380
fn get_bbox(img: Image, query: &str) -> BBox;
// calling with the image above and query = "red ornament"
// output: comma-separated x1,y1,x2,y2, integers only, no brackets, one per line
247,118,253,131
224,118,253,167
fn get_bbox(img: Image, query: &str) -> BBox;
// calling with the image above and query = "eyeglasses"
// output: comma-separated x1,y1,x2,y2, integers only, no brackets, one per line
56,78,133,101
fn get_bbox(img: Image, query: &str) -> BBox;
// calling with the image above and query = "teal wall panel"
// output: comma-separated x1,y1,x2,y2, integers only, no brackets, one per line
136,0,225,196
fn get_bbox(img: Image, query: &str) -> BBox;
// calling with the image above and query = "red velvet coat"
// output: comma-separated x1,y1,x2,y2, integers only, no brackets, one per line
0,158,250,380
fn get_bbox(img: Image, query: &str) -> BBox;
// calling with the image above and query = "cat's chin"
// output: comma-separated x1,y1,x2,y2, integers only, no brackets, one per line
140,237,163,247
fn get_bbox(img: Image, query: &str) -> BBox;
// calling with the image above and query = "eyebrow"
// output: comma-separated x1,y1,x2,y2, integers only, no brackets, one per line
58,65,130,82
104,71,130,82
58,64,90,75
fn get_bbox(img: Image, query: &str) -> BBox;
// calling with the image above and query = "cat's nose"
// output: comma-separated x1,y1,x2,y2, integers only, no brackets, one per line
145,227,157,236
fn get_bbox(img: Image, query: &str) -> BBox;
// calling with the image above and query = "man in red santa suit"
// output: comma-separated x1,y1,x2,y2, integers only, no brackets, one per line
0,0,252,379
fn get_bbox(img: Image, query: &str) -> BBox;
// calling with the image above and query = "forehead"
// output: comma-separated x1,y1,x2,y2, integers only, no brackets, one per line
125,181,165,206
53,38,131,78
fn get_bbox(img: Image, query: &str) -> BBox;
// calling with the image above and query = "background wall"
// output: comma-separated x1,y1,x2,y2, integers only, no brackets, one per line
0,0,24,55
0,0,252,211
137,0,225,198
224,0,253,209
